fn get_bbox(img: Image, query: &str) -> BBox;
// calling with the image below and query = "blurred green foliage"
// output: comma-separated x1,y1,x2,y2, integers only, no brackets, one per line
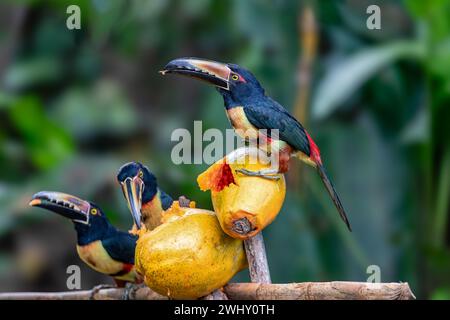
0,0,449,298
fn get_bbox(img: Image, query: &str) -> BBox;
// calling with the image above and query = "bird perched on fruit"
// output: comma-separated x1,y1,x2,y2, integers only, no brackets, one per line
116,163,246,299
29,191,141,286
117,162,173,230
161,58,351,231
197,147,286,239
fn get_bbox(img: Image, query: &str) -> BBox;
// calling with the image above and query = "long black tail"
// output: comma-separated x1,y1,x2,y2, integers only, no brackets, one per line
316,164,352,231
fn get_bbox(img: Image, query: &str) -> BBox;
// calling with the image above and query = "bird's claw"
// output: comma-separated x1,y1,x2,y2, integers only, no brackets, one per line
202,289,229,300
89,284,115,300
178,196,191,208
121,283,146,300
235,169,281,181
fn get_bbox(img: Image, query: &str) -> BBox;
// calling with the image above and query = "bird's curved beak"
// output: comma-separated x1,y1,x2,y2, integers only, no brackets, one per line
121,176,144,229
29,191,90,224
160,58,231,90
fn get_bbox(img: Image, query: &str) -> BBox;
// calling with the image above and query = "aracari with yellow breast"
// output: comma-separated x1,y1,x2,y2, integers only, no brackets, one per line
117,162,173,231
161,58,351,231
115,163,246,299
29,191,141,285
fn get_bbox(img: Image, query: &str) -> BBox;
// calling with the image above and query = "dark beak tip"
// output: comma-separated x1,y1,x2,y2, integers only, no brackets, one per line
161,58,200,73
159,63,181,76
31,191,44,199
162,59,182,69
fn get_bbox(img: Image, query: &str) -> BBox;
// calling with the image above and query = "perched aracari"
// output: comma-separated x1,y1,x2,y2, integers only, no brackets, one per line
116,162,173,230
29,191,141,285
161,58,351,231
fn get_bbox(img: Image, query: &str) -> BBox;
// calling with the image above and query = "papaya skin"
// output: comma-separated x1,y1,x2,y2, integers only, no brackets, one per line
198,147,286,239
135,204,246,299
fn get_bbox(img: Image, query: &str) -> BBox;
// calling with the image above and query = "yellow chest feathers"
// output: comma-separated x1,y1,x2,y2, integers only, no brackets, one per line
226,107,259,140
141,191,164,230
226,107,288,152
77,241,124,274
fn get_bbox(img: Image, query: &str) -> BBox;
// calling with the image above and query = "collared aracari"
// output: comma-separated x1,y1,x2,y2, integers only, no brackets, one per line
160,58,351,231
29,191,141,285
116,162,173,230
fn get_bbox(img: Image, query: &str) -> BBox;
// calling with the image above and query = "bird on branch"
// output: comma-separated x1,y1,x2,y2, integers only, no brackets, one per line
116,162,246,299
161,58,351,231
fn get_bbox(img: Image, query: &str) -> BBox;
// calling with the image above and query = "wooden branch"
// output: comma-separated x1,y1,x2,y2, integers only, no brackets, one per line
0,287,166,300
0,282,415,300
244,233,272,284
230,216,271,284
224,282,416,300
202,289,228,300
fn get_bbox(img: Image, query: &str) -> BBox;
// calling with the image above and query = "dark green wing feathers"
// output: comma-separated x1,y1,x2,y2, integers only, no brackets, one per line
102,231,138,265
242,99,311,156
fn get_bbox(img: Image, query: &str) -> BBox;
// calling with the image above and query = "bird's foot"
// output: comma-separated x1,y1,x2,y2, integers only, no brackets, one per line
89,284,115,300
235,168,281,181
202,289,228,300
121,282,146,300
178,196,191,207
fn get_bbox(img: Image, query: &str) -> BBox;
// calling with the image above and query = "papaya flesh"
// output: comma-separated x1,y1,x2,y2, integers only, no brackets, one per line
198,147,286,239
135,201,247,299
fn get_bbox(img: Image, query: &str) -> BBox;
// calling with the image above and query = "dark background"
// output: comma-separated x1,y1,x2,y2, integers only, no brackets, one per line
0,0,449,299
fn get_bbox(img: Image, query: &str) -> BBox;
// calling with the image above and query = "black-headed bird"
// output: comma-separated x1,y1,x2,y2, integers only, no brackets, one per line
116,162,173,230
116,163,246,299
29,191,141,286
161,58,351,231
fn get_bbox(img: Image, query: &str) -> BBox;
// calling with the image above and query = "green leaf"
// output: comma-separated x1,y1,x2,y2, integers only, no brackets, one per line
8,96,74,169
399,107,429,144
432,150,450,247
50,80,138,139
431,287,450,300
312,41,425,120
3,58,64,90
429,38,450,80
0,92,16,109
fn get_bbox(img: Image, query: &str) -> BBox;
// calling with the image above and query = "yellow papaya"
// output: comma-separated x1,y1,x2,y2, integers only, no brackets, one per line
135,201,246,299
198,147,286,239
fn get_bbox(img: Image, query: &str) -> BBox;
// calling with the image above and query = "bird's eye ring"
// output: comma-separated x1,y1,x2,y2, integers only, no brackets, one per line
231,74,239,81
138,170,144,179
91,208,98,215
